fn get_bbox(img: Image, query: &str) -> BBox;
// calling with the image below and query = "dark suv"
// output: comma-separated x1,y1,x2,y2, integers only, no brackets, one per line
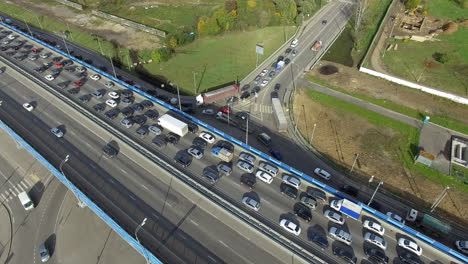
333,247,357,264
102,144,118,158
280,183,297,199
308,233,329,249
339,184,359,197
240,173,256,189
293,203,312,222
307,188,327,203
365,247,389,264
398,251,423,264
165,133,180,145
175,153,192,168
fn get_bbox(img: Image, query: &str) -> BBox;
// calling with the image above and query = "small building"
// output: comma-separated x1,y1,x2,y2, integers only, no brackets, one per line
451,137,468,168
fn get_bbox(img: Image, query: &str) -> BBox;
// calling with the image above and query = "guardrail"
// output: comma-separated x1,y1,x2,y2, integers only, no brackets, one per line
1,22,467,263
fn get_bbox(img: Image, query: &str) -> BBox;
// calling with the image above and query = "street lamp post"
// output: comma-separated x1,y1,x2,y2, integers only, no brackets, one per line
135,217,150,264
108,52,117,79
430,186,450,212
310,123,317,143
61,34,71,57
245,113,249,145
227,103,231,126
192,71,197,92
350,153,359,173
367,180,383,206
60,155,86,208
176,85,182,111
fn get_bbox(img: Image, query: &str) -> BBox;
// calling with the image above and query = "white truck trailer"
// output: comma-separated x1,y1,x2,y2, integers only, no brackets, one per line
157,114,188,137
271,98,288,132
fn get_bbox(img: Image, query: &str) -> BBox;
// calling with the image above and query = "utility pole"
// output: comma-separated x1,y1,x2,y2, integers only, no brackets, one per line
368,180,383,206
192,71,197,92
61,34,71,57
350,153,359,173
60,155,86,208
108,52,117,78
23,19,33,36
176,85,181,111
310,123,317,143
430,186,450,212
302,104,309,137
245,114,249,145
66,23,74,41
135,218,150,264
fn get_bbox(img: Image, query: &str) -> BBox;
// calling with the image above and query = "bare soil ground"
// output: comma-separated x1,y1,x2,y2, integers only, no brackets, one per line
9,0,161,50
295,64,468,223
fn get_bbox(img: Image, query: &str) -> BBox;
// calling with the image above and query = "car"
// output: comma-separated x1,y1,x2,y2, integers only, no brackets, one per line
236,160,254,173
259,68,268,77
188,123,199,133
307,188,327,203
241,84,251,91
365,247,389,264
73,80,84,87
290,39,298,48
282,174,301,188
28,54,38,60
333,247,357,264
14,55,27,61
285,48,292,54
22,102,34,111
144,109,158,120
64,66,76,72
187,146,204,159
292,49,298,56
398,251,423,264
280,183,298,199
406,209,418,222
165,133,180,145
257,133,272,146
103,143,118,158
34,66,46,73
131,103,144,112
119,117,133,128
152,135,167,149
339,184,359,197
240,173,256,189
202,109,215,115
364,232,387,250
242,197,260,211
294,203,312,222
255,169,273,184
330,199,343,211
38,242,50,262
314,168,331,180
217,162,232,176
398,238,422,256
55,62,64,68
175,153,192,168
300,196,318,209
7,34,16,40
105,109,120,120
253,75,261,84
90,74,101,80
93,103,106,113
324,210,344,225
239,152,256,164
62,59,73,66
200,132,216,144
135,126,149,138
308,233,329,249
141,100,154,108
121,97,134,105
106,99,118,108
284,58,291,65
363,220,385,236
79,94,92,103
269,149,282,160
387,212,405,225
218,105,232,114
133,84,143,90
51,68,62,74
50,127,64,138
322,20,327,25
271,91,279,98
202,167,219,183
52,56,62,62
44,74,55,81
455,240,468,254
103,81,114,88
108,91,120,99
132,115,147,126
91,89,105,98
39,52,51,58
328,227,352,245
147,124,162,135
77,66,86,72
260,80,269,87
240,91,250,100
279,218,301,235
268,70,276,79
120,89,133,98
250,86,261,95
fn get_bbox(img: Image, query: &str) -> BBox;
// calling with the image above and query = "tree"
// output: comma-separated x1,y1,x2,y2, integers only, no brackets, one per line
433,52,451,64
404,0,421,9
225,0,237,12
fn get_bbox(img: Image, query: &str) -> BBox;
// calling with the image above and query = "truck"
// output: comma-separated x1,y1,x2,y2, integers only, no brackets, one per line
157,114,188,137
271,98,288,132
311,40,323,51
196,84,239,105
210,147,233,162
216,111,238,127
276,60,285,72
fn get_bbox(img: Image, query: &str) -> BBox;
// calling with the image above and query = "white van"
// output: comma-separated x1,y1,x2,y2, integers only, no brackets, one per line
314,168,331,180
18,191,34,210
259,162,279,177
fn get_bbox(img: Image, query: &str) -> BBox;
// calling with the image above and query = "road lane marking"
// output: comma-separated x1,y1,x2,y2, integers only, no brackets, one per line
1,194,6,201
218,240,228,247
129,195,136,201
17,184,25,193
12,185,20,194
190,219,199,226
24,177,34,186
207,255,217,263
140,184,148,190
20,181,28,189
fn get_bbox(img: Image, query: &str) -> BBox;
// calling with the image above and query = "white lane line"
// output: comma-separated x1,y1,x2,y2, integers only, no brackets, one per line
17,184,25,193
1,194,6,201
12,185,20,194
218,240,228,248
8,188,14,196
24,178,34,186
20,181,28,189
152,213,159,219
190,219,199,226
129,195,136,201
207,255,217,263
119,168,128,174
140,184,148,190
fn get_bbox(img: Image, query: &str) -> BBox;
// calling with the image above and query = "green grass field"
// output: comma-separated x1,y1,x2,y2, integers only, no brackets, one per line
322,26,354,66
425,0,468,20
144,26,296,95
306,89,468,193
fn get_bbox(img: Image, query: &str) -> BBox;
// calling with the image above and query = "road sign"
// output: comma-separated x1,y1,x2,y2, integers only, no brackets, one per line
340,199,362,220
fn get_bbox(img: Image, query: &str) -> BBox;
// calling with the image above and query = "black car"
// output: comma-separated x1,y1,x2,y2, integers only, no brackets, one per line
103,144,118,158
165,133,180,145
322,20,327,25
216,140,234,152
280,183,298,199
241,84,250,91
240,91,250,100
34,66,46,73
57,81,69,89
308,233,329,249
74,55,83,60
274,83,281,90
52,56,62,62
141,100,154,108
240,173,256,189
307,188,327,203
277,55,284,62
365,247,389,264
333,247,357,264
132,115,147,126
339,184,359,197
121,97,135,105
121,107,134,117
284,58,291,65
64,66,76,72
120,89,133,98
271,91,279,99
5,51,16,56
75,72,87,78
144,109,158,120
62,59,73,66
285,48,292,54
293,203,312,222
51,68,62,74
79,94,92,103
398,251,423,264
175,153,192,168
0,46,8,51
188,123,199,133
192,137,207,149
131,103,144,112
92,89,105,98
251,86,261,94
105,109,120,119
135,126,149,138
67,88,80,95
152,135,167,149
93,103,106,113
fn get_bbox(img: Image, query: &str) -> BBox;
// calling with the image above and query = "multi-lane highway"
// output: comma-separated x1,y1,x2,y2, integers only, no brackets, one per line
1,17,466,264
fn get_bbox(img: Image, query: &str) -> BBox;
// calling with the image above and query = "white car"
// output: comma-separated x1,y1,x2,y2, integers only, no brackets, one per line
255,170,273,184
455,240,468,254
281,174,301,189
242,197,260,211
364,232,387,250
398,238,422,256
239,152,256,164
236,160,254,173
120,118,133,128
90,74,101,80
106,99,118,108
387,212,405,225
187,147,203,159
50,127,64,138
200,132,215,144
44,74,55,81
259,68,269,77
202,109,215,115
363,220,385,236
328,227,352,245
279,218,301,236
148,124,162,135
260,80,269,87
22,103,34,112
314,168,331,180
330,199,343,211
39,52,51,59
324,210,344,225
104,81,114,88
108,91,120,99
7,34,16,40
290,38,299,48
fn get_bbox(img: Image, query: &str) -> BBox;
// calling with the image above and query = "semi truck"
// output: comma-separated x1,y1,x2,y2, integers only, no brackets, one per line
210,147,233,162
196,84,239,105
157,114,188,137
276,61,285,72
271,98,288,132
311,40,323,51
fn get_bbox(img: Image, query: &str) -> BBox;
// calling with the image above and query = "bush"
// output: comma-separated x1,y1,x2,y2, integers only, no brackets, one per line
433,52,451,64
404,0,421,9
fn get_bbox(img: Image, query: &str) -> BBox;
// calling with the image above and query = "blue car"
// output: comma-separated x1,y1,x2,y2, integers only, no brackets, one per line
270,149,282,160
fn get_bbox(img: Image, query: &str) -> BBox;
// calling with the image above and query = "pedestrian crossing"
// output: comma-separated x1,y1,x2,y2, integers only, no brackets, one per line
252,104,273,114
0,177,35,202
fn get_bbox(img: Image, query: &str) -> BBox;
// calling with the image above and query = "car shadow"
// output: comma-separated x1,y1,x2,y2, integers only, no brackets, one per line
30,181,45,205
45,233,56,256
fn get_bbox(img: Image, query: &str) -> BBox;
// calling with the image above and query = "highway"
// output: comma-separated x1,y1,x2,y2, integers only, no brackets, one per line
1,17,465,264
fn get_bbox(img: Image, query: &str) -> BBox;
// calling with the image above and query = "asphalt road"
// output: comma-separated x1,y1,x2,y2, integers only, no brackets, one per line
1,23,464,264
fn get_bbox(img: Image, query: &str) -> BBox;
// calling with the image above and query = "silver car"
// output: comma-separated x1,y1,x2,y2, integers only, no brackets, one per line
239,152,256,164
187,147,203,159
236,160,254,173
50,127,64,138
242,197,260,211
300,196,317,209
39,243,50,262
120,118,133,128
148,124,162,135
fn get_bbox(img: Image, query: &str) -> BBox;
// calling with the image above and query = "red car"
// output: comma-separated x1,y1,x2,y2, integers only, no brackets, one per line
73,81,83,87
55,62,63,68
218,105,233,114
31,47,40,53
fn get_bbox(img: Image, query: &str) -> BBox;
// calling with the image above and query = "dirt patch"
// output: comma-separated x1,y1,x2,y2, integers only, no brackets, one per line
293,88,468,223
318,65,338,75
8,0,161,50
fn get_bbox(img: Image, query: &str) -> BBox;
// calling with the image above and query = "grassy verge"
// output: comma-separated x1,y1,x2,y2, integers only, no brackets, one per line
322,25,354,66
307,75,468,135
305,89,468,193
144,25,297,95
